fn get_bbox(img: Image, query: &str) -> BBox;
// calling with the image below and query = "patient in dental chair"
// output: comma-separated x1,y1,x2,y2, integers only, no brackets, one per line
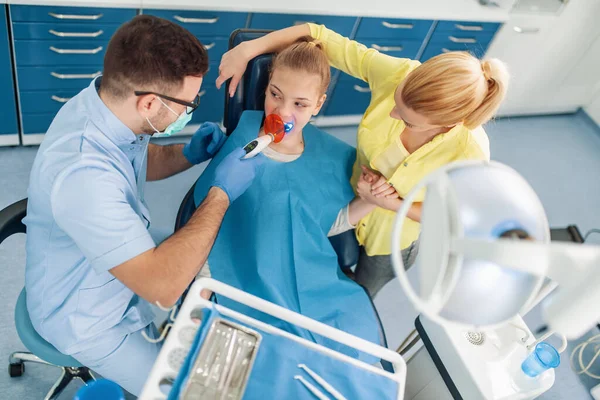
192,37,380,362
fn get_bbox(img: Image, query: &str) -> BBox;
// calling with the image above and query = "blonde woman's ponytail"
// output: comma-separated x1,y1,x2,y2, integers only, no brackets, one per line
464,58,509,128
401,52,509,129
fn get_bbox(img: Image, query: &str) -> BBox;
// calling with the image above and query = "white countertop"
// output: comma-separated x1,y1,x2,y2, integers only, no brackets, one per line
3,0,515,22
2,0,139,8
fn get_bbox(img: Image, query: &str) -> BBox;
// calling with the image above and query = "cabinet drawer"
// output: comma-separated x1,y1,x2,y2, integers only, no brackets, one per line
360,39,422,59
20,90,81,114
355,17,433,40
191,85,225,124
250,13,356,37
21,87,226,133
203,63,219,87
17,66,102,91
420,42,491,61
1,7,19,135
12,22,121,40
10,5,136,24
22,113,56,134
435,21,501,34
428,30,497,44
324,80,371,116
15,40,108,66
143,10,248,37
198,37,229,62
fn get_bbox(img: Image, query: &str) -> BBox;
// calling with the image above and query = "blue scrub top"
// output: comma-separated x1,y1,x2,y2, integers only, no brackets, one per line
23,78,156,355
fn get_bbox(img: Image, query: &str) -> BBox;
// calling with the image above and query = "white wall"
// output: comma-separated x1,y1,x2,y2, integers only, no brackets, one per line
585,93,600,126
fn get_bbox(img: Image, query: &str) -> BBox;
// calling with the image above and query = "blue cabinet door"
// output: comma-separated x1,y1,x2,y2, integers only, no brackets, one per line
12,22,121,40
0,7,18,135
14,40,109,66
191,85,225,124
420,21,501,61
250,13,356,37
143,10,248,37
355,17,433,40
17,66,102,91
324,79,372,116
10,5,136,24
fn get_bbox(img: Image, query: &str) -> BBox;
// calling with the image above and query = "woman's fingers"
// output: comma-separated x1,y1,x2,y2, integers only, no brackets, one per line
375,186,396,198
215,47,249,95
371,176,389,192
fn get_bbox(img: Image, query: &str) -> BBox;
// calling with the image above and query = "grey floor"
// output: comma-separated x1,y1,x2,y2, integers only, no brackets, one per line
1,112,600,399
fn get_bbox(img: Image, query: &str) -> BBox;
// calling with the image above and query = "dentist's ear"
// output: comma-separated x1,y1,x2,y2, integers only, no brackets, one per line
136,93,161,118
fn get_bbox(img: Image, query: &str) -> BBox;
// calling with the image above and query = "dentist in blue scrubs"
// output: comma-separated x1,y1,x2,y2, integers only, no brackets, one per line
23,15,263,396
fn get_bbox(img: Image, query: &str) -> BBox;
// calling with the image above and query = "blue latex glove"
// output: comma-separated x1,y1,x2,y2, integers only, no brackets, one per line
212,147,265,203
183,122,227,165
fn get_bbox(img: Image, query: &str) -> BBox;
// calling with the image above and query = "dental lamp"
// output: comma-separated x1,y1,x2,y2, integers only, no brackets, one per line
391,161,600,340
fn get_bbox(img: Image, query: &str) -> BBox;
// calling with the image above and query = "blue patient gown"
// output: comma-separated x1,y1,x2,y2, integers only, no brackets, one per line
193,111,380,362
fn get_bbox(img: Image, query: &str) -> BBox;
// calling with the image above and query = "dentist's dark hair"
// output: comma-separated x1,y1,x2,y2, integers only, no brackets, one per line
101,15,209,99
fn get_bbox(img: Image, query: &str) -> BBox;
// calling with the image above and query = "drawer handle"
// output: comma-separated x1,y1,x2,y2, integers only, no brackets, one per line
50,46,103,54
49,29,104,38
513,26,540,34
382,21,414,29
455,24,484,32
371,44,404,52
353,84,371,93
174,15,219,24
51,95,72,103
203,42,215,50
51,71,102,79
48,12,103,21
448,36,477,44
441,48,451,53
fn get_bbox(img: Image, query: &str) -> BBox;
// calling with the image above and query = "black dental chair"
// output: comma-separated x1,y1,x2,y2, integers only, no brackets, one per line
174,29,394,371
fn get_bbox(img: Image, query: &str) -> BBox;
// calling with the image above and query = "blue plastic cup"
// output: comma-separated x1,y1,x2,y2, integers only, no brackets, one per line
521,342,560,377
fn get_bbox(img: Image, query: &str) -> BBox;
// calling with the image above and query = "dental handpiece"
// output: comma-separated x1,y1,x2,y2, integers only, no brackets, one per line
242,114,293,159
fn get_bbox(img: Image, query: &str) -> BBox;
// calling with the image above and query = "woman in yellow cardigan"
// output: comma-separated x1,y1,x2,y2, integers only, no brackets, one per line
216,23,508,298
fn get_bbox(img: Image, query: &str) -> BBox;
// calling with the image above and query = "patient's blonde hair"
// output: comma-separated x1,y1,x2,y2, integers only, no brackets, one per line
271,36,331,94
401,52,509,129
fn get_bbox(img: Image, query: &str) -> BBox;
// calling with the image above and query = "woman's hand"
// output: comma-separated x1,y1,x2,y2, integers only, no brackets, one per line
357,170,402,211
216,42,252,97
360,166,398,199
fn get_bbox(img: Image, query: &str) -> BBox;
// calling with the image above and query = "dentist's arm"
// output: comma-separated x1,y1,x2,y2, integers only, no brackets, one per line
147,122,227,181
110,148,264,307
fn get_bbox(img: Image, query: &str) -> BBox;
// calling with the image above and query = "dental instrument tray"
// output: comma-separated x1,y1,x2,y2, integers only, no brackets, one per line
140,278,407,400
180,318,261,400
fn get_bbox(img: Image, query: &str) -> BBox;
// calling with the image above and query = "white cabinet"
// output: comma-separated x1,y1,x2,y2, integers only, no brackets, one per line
486,0,600,116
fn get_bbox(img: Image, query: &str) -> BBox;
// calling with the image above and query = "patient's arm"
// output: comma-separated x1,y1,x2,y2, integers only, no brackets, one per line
327,198,377,237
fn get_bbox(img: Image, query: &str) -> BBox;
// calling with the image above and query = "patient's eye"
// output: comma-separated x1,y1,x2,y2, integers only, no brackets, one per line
270,90,280,99
295,102,307,108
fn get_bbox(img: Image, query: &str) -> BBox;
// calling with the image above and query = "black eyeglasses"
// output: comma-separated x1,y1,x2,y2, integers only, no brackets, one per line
134,91,201,114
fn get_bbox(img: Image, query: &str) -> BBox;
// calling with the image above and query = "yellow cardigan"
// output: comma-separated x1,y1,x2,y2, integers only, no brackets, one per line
309,24,489,255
